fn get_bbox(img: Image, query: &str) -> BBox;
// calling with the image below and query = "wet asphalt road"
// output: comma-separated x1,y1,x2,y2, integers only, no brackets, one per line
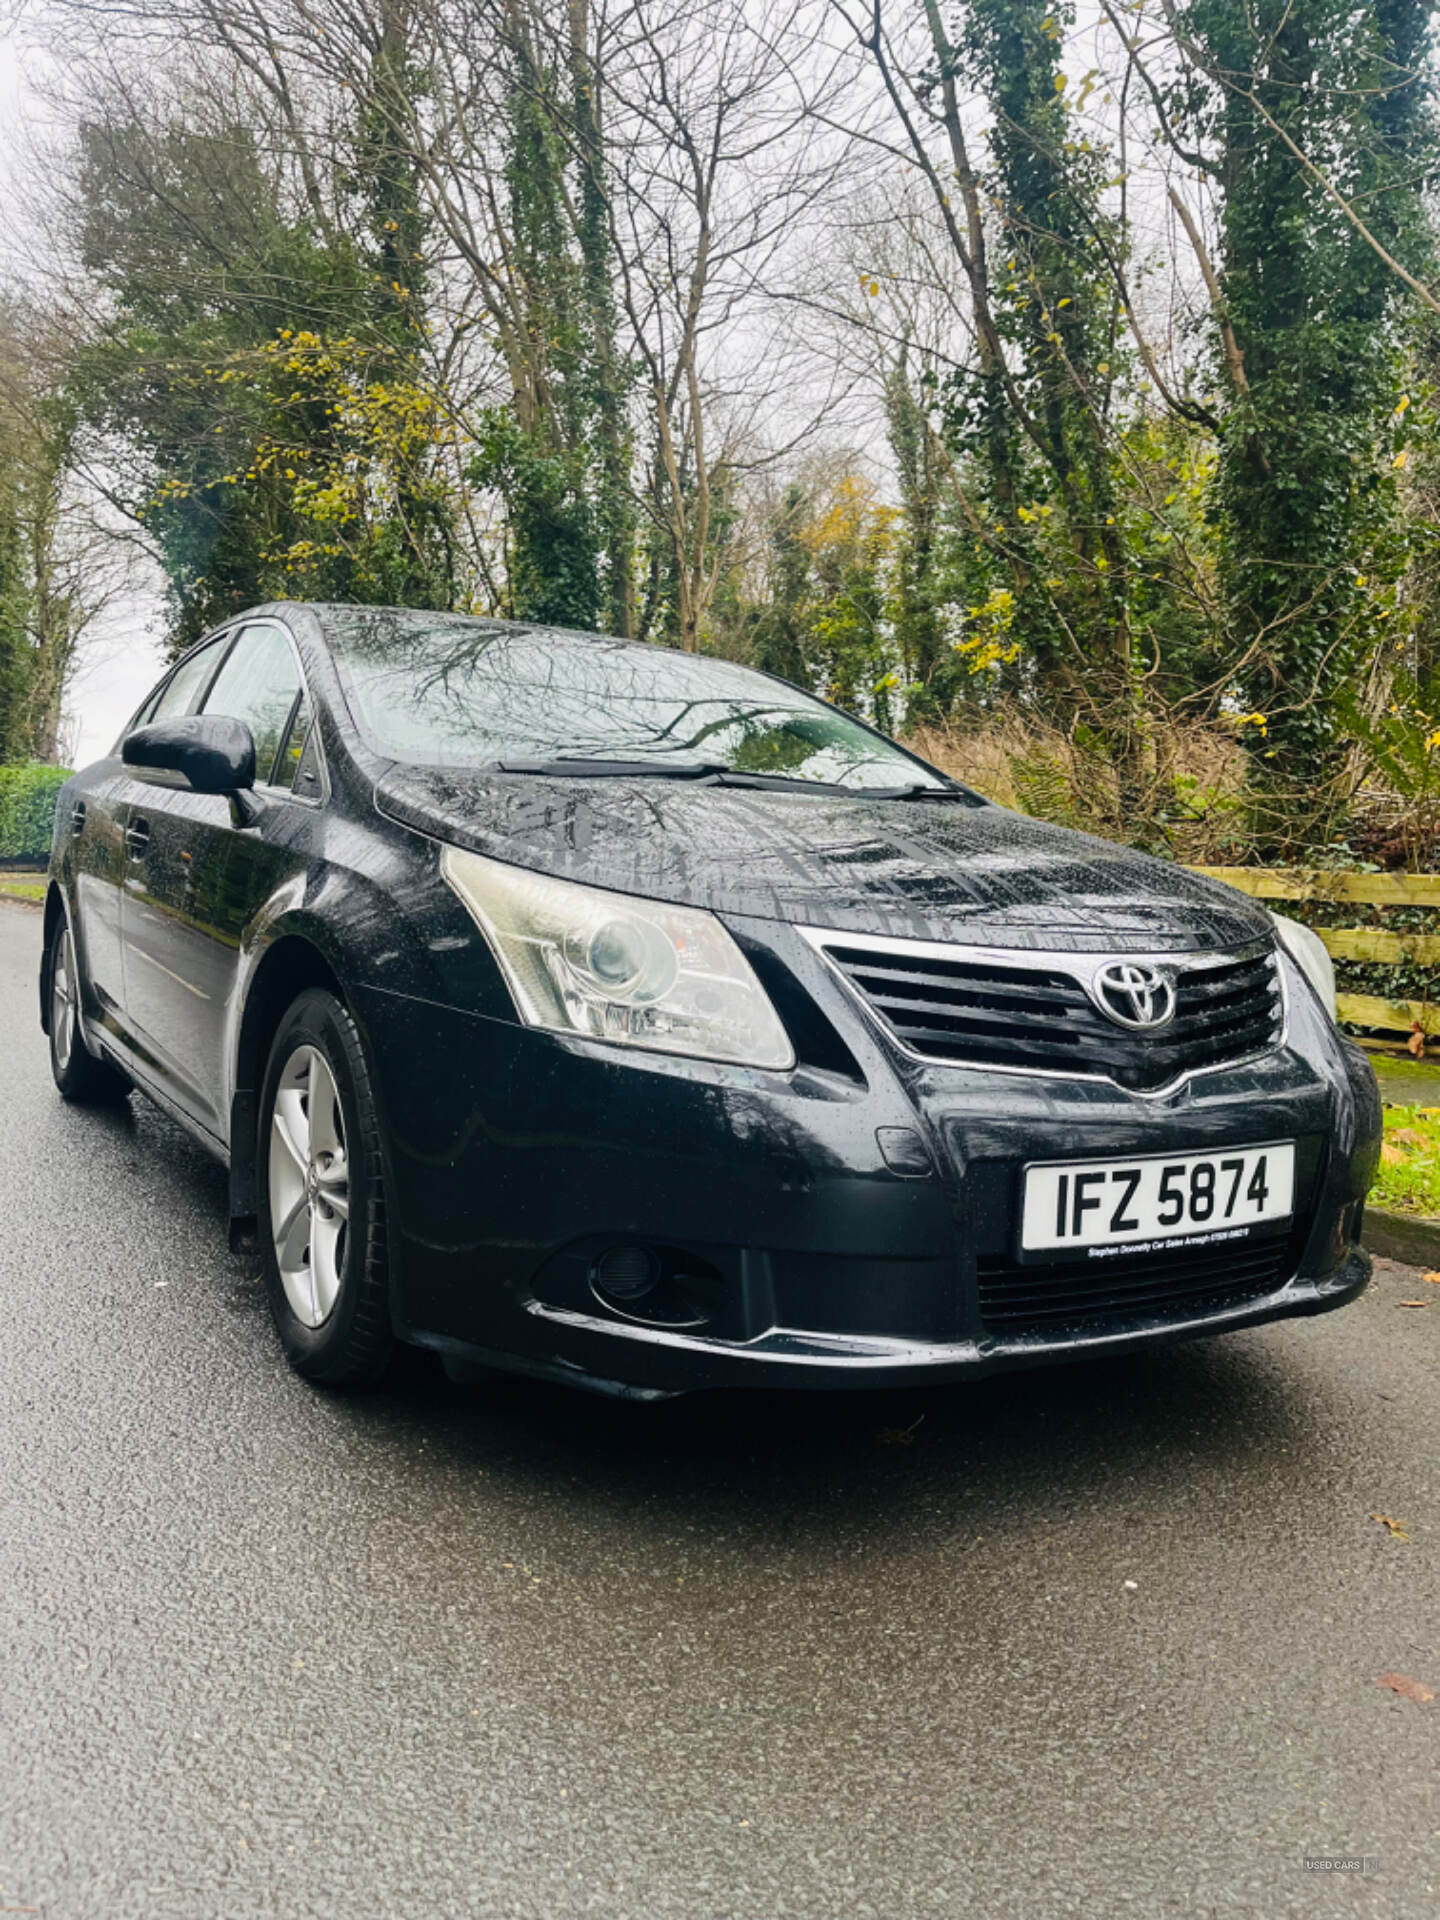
1,904,1439,1919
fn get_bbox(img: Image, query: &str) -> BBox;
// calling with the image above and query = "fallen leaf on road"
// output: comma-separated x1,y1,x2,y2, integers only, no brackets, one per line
1371,1512,1412,1541
1423,1271,1440,1284
1398,1299,1430,1308
1378,1672,1434,1703
876,1414,925,1447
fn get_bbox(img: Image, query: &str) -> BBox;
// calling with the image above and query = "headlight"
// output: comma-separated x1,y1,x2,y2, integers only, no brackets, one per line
1270,912,1336,1019
441,845,795,1070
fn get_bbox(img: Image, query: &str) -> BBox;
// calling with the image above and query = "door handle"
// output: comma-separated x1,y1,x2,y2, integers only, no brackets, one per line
125,817,151,860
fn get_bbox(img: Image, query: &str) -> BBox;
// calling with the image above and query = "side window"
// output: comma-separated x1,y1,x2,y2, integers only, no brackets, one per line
270,688,314,793
200,624,303,786
148,636,230,723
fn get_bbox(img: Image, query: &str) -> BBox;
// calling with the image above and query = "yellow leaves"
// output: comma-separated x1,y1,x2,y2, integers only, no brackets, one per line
1054,72,1067,92
957,587,1020,677
1397,393,1411,415
1371,1512,1412,1542
796,473,890,560
1393,449,1409,470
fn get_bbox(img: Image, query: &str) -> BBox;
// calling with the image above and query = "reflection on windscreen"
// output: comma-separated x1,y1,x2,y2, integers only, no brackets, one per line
327,611,947,790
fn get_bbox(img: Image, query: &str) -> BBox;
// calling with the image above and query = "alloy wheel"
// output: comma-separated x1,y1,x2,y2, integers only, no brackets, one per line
267,1044,351,1327
52,926,77,1071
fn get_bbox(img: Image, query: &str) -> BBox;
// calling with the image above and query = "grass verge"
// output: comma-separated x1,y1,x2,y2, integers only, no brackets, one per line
1375,1104,1440,1218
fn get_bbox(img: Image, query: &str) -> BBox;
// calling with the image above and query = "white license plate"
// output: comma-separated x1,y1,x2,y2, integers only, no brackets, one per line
1021,1142,1295,1257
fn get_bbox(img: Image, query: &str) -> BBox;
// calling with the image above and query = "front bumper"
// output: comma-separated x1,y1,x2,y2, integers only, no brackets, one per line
455,1245,1371,1397
354,934,1381,1397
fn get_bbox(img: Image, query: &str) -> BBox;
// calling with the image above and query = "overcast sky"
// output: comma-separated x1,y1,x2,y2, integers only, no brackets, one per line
2,25,166,768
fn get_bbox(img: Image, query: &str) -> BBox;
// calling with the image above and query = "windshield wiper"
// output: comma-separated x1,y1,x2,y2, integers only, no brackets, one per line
496,756,730,779
862,782,984,803
494,757,984,803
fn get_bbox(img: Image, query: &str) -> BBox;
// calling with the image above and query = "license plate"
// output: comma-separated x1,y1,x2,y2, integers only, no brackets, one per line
1021,1142,1295,1258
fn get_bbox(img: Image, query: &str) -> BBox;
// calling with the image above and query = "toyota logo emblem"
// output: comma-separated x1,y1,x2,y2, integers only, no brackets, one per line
1092,960,1176,1031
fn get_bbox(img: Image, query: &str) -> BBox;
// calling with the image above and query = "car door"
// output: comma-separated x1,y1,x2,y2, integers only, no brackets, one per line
86,635,232,1045
69,760,134,1027
121,623,305,1135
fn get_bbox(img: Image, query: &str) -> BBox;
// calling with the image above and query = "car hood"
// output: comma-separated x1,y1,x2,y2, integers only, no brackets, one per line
374,765,1271,953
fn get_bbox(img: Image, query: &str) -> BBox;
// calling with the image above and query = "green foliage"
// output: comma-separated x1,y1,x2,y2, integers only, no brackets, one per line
947,0,1133,714
468,23,633,633
1372,1104,1440,1216
0,762,71,859
0,466,29,763
1172,0,1435,780
1341,666,1440,810
710,473,906,724
72,43,456,651
747,487,812,686
471,410,601,629
884,367,960,720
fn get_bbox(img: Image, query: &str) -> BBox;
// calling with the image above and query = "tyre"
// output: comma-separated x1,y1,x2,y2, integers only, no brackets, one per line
46,913,131,1105
258,988,395,1386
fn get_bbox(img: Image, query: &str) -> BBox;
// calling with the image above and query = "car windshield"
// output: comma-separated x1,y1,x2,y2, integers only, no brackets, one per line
326,610,951,791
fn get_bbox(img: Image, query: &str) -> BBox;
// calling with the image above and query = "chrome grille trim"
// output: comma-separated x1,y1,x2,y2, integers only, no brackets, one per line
798,928,1287,1098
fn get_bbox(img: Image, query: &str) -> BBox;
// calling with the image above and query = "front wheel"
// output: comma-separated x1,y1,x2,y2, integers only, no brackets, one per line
46,914,130,1105
258,989,394,1387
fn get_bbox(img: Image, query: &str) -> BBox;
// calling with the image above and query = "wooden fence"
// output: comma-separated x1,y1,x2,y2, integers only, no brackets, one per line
1190,867,1440,1037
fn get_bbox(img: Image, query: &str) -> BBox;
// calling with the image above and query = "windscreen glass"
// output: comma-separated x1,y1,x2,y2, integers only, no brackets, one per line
327,611,947,790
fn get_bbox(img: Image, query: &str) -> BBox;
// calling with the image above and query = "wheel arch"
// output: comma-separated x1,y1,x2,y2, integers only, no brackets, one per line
227,932,345,1250
39,883,68,1035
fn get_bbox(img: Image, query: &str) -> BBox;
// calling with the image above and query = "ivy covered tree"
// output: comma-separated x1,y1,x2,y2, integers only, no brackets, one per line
469,1,633,633
885,363,961,721
955,0,1130,707
1170,0,1436,795
72,18,456,651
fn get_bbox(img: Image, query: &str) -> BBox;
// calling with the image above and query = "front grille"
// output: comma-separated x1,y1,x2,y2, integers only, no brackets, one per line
977,1238,1292,1335
822,940,1282,1092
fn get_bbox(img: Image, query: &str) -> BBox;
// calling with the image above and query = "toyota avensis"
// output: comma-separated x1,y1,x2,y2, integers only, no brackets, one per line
40,604,1381,1395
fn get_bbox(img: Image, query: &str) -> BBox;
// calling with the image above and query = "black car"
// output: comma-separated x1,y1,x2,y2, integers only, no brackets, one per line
40,604,1381,1396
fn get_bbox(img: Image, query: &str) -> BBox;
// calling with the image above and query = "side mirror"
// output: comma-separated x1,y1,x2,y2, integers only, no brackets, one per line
122,715,257,795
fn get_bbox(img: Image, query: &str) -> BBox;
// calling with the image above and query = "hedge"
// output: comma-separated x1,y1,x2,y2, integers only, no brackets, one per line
0,763,72,862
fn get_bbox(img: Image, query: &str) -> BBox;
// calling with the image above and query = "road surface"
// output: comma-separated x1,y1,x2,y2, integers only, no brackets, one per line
0,902,1436,1917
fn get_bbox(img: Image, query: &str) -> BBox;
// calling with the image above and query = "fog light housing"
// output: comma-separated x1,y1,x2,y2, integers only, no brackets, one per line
589,1243,725,1328
593,1243,662,1304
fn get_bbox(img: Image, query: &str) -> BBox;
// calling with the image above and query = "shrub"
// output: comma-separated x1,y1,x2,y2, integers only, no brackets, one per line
0,763,72,861
907,713,1254,863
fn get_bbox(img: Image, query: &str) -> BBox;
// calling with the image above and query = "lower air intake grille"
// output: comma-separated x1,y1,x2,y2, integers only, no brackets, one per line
977,1239,1292,1335
822,940,1282,1091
